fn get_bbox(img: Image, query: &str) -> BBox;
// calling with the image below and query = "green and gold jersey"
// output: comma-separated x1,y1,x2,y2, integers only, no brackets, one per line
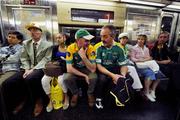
94,41,119,51
66,43,96,68
119,43,128,59
95,42,127,70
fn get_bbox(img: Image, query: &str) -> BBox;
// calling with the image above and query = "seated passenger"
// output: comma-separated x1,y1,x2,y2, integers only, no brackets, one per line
95,25,129,109
0,31,23,83
64,29,97,108
0,31,23,114
41,33,69,112
2,23,53,117
118,32,143,90
151,32,172,77
130,34,163,102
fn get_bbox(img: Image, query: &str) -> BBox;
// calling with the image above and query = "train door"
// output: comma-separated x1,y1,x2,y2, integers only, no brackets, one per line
0,4,53,45
160,12,178,47
173,14,180,62
161,11,180,62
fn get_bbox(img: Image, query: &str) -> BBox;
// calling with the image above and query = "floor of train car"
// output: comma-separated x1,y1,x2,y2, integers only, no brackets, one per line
4,81,177,120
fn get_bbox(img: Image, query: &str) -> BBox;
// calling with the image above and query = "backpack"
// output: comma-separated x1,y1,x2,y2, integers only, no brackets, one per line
110,75,134,107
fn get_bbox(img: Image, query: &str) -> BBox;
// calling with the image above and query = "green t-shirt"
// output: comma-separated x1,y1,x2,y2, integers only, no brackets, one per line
96,45,127,70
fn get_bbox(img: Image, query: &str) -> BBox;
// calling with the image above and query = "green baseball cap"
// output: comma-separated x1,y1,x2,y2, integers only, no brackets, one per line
75,29,94,40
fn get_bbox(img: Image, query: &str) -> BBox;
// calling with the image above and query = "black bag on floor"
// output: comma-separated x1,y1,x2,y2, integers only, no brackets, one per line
110,75,134,107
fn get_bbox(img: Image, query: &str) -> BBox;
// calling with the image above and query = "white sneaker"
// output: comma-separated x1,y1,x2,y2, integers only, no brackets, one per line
145,93,156,102
150,90,156,99
63,103,69,110
95,98,103,109
46,101,53,112
63,97,69,110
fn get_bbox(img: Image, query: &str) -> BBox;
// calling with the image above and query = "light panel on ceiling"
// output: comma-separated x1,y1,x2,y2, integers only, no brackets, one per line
59,0,116,6
126,4,157,10
121,0,166,7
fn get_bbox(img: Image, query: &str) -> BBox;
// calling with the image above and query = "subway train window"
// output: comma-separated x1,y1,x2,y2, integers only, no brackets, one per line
126,13,159,42
60,26,121,45
71,8,114,24
61,26,98,44
161,16,173,33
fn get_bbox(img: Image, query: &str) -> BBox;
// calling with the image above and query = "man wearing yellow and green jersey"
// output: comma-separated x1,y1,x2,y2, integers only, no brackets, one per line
94,41,119,52
95,42,127,71
64,29,97,108
66,42,96,68
94,25,128,109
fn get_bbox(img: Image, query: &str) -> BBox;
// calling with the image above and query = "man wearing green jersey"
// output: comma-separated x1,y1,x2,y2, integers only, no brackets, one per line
95,25,128,109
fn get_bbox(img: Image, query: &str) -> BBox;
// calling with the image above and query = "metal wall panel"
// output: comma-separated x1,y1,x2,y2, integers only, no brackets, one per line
0,0,58,45
124,7,161,42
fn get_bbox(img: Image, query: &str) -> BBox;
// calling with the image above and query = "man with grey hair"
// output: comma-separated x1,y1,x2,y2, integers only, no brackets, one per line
94,25,129,109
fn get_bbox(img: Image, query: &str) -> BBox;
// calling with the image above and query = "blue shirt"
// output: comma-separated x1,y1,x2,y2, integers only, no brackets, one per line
51,45,67,73
0,44,22,72
55,51,66,59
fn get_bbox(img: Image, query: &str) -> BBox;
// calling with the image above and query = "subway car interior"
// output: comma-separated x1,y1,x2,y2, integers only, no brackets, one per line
0,0,180,120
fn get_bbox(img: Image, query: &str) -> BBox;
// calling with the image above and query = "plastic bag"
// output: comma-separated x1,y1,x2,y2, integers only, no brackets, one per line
50,77,63,109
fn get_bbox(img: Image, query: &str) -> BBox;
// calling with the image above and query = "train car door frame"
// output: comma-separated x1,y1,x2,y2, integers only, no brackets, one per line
160,11,179,48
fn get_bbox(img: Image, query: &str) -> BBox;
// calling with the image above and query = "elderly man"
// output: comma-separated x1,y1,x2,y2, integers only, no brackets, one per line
94,25,129,109
2,23,52,116
64,29,97,108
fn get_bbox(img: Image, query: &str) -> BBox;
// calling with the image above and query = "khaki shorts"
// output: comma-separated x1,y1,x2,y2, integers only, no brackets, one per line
0,71,17,85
